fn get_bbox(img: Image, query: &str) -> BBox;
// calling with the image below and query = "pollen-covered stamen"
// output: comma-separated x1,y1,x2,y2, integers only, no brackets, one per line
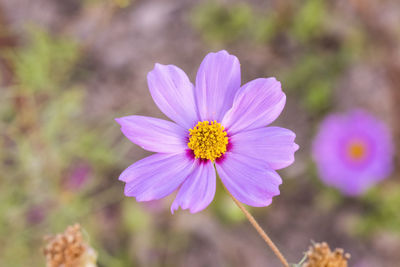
188,120,228,161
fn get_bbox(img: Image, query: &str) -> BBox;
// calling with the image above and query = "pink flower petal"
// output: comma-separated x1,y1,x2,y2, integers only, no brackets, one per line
171,160,216,214
195,50,241,121
216,152,282,207
230,127,299,170
121,153,195,201
147,64,198,129
222,78,285,135
115,116,188,153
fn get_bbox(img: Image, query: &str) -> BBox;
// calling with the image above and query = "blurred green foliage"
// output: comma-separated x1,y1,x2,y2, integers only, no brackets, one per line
356,184,400,236
11,27,79,93
191,2,253,44
290,0,326,42
0,27,119,266
191,0,327,45
283,51,348,113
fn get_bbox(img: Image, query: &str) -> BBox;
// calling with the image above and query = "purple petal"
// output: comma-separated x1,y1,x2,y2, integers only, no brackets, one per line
195,50,241,121
171,160,216,214
216,152,282,207
230,127,299,170
147,64,198,129
222,78,285,135
120,153,195,201
115,116,188,153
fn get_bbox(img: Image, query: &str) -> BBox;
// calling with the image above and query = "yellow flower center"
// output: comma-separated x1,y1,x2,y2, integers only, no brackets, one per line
348,141,366,161
188,121,228,161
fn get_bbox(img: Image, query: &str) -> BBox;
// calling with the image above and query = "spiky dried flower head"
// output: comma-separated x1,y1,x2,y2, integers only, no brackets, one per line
302,242,350,267
43,224,97,267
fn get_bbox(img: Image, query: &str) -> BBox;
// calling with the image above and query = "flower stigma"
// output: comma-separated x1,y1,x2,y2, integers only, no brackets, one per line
188,120,228,161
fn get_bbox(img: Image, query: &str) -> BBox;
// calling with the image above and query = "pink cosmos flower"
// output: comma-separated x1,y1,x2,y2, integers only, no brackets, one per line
116,50,298,213
312,110,394,196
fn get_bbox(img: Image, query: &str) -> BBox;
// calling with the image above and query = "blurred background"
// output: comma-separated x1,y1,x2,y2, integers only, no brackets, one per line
0,0,399,266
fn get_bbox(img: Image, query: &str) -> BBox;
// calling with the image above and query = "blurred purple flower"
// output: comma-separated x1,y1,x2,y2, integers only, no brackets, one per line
312,110,394,195
65,162,92,190
26,205,46,225
116,50,298,213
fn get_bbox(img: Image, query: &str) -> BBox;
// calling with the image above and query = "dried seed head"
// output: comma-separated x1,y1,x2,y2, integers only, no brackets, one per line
302,242,350,267
43,224,97,267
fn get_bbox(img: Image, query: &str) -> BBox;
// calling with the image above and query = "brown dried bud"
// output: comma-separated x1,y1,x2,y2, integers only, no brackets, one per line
302,242,350,267
43,224,97,267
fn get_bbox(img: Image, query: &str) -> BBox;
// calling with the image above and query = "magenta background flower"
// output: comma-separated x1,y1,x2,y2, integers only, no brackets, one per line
312,110,394,196
65,162,92,190
116,50,298,213
26,205,46,225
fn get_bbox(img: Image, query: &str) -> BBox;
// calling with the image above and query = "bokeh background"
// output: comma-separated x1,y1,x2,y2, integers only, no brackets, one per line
0,0,399,266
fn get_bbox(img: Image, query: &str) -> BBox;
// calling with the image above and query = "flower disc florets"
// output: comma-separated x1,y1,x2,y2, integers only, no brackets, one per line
347,140,367,161
188,120,228,161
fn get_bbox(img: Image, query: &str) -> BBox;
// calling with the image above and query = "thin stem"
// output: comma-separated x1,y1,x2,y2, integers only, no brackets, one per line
225,189,289,267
